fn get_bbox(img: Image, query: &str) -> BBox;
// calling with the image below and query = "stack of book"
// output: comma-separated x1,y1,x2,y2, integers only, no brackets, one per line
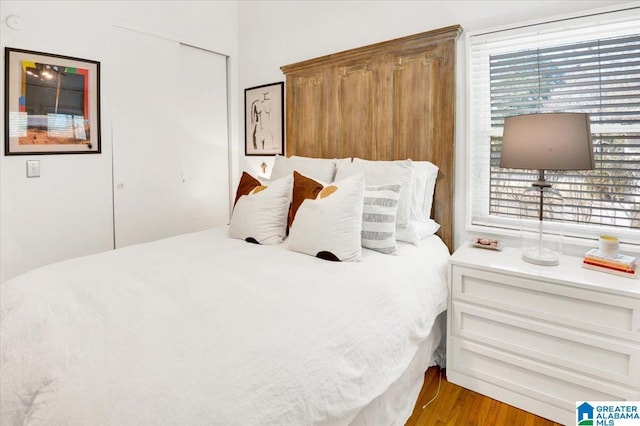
582,248,638,278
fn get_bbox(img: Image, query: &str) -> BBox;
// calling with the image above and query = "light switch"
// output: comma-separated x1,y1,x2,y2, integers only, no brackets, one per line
26,160,40,178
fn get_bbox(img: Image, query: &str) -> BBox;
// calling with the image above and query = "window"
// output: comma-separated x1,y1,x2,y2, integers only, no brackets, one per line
468,7,640,243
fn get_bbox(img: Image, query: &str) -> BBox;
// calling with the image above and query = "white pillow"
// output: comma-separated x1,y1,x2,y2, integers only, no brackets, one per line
287,172,364,261
335,157,353,170
410,161,439,221
335,158,414,226
362,183,401,255
270,155,337,182
396,219,441,246
229,173,293,244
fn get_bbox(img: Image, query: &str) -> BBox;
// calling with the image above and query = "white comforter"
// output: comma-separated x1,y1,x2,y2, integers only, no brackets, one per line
1,226,449,426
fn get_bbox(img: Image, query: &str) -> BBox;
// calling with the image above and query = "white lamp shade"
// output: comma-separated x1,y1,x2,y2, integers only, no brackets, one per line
500,113,594,171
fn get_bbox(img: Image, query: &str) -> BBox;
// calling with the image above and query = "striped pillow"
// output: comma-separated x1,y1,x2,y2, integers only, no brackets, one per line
362,183,401,255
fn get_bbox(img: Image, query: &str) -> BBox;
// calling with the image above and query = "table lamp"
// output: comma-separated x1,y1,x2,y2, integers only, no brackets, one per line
500,113,594,266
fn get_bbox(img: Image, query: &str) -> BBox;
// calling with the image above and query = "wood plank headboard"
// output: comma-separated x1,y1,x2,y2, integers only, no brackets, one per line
280,25,462,252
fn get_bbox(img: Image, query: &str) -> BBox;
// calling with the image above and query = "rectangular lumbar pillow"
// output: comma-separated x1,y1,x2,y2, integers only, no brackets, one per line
396,219,441,246
362,183,401,255
287,171,364,261
229,172,292,244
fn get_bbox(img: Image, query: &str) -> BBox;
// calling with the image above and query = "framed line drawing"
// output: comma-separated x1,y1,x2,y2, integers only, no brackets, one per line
4,47,101,155
245,81,284,156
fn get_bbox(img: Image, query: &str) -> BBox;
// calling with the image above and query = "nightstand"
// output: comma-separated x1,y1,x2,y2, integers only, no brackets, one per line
446,244,640,425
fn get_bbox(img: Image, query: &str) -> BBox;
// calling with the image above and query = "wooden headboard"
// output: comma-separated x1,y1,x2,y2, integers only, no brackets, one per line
280,25,462,252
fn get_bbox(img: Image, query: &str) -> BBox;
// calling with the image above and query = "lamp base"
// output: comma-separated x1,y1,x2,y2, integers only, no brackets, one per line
522,246,559,266
519,180,564,267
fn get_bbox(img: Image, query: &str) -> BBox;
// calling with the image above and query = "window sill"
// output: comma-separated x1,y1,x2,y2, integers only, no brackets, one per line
465,223,640,258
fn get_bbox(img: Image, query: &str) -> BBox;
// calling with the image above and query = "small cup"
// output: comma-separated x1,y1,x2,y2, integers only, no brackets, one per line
599,235,620,258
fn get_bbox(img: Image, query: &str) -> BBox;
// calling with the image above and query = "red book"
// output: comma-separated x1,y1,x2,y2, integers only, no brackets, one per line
582,261,638,278
583,257,636,272
583,259,635,273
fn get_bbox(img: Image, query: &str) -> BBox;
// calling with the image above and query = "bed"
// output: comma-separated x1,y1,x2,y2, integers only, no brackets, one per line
1,223,449,425
1,25,460,425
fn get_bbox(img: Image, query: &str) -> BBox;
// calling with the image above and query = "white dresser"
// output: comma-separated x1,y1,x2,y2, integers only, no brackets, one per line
446,244,640,425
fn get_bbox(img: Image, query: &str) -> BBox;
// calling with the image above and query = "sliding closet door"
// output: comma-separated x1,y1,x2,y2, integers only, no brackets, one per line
112,27,229,248
177,44,230,232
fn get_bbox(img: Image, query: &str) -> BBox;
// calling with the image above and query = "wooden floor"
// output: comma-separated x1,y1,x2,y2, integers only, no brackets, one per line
405,367,563,426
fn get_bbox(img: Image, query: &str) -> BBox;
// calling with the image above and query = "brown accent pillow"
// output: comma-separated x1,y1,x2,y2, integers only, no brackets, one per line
234,172,262,207
288,171,324,230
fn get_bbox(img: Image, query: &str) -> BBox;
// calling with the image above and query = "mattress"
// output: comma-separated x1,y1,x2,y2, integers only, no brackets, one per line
351,311,446,425
1,225,450,425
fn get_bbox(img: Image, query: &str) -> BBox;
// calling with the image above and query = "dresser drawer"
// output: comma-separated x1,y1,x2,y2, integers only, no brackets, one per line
451,265,640,342
450,338,640,409
451,301,640,388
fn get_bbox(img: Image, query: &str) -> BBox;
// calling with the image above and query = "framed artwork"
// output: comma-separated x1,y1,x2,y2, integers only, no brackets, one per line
4,47,101,155
244,81,284,156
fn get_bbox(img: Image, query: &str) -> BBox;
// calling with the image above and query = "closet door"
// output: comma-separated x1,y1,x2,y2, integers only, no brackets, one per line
177,43,230,233
112,27,229,248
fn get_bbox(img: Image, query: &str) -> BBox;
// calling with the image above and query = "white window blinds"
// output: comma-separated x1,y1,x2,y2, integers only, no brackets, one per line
468,8,640,240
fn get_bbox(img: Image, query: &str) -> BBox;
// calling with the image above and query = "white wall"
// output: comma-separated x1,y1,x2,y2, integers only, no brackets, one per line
237,0,637,251
2,1,636,281
0,1,239,281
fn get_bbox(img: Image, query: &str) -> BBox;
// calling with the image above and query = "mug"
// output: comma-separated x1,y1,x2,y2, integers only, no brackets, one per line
599,235,619,258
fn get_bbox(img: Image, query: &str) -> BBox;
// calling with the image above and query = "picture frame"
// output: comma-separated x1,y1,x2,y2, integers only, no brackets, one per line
244,81,284,156
4,47,101,155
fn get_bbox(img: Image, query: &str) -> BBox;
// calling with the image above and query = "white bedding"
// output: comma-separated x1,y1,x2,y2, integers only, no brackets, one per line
1,226,449,425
